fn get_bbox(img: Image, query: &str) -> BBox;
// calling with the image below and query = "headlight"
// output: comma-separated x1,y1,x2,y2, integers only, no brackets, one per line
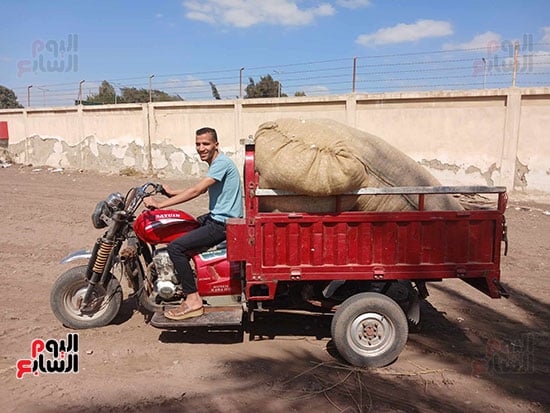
91,200,112,229
106,192,125,211
91,193,125,229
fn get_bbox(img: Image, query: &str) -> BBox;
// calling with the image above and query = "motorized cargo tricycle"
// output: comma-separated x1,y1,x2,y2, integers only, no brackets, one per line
51,143,508,367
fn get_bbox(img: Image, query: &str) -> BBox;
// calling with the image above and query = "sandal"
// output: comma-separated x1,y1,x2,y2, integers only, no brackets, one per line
164,304,204,320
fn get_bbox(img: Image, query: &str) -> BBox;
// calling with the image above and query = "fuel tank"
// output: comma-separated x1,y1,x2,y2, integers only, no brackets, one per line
133,209,200,244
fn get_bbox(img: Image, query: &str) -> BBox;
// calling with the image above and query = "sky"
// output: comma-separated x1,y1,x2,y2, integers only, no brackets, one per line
1,0,549,106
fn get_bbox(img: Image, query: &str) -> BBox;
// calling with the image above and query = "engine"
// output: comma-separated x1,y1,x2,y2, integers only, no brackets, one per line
152,248,179,299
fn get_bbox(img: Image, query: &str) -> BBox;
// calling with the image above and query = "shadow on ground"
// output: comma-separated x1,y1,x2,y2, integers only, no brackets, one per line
53,281,549,412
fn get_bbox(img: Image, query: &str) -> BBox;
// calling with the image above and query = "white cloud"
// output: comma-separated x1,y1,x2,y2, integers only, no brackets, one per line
356,19,453,46
337,0,371,8
531,50,550,67
542,27,550,43
183,0,335,28
161,76,241,99
499,50,550,72
182,75,207,90
216,82,240,98
167,78,184,85
301,84,330,96
443,31,501,50
185,11,215,24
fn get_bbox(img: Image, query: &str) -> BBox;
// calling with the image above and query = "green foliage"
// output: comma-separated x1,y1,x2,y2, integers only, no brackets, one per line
119,87,149,103
119,87,183,103
81,81,183,105
0,85,23,108
294,91,306,97
245,74,286,98
85,80,117,104
209,82,221,100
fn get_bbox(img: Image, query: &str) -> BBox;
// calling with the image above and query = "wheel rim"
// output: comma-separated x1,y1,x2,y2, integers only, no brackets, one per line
62,279,111,321
349,312,395,357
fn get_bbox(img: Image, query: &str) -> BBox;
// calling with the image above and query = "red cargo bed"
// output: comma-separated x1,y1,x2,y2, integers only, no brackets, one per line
227,144,507,301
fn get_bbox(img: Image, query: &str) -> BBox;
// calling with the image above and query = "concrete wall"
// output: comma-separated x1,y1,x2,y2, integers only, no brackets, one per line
1,87,549,197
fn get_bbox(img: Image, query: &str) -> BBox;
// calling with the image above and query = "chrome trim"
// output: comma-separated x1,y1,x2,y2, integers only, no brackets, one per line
60,249,92,264
255,185,507,196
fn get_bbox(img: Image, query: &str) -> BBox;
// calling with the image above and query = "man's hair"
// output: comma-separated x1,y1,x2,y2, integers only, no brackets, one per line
196,127,218,143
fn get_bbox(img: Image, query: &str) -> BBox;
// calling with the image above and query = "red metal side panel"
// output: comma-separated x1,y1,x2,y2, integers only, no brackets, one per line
312,221,324,266
357,222,373,264
323,222,336,264
397,221,422,264
225,218,248,261
300,223,313,265
250,211,502,280
445,220,470,263
468,219,495,262
289,222,301,266
421,221,445,263
262,222,275,266
336,222,349,265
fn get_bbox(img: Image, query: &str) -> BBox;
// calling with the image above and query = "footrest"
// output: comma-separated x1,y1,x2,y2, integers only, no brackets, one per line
150,306,243,329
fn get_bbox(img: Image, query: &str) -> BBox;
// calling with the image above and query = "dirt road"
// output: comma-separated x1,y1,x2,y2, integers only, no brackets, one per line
1,164,548,412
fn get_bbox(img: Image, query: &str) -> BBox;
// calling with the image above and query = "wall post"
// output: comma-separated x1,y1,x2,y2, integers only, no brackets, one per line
346,94,357,128
499,89,522,190
143,103,154,175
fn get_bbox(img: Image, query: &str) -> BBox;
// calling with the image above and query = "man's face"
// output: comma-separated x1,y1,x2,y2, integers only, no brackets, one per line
195,132,218,164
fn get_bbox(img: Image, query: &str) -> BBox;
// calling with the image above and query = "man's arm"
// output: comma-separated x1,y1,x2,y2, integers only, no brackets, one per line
144,177,216,209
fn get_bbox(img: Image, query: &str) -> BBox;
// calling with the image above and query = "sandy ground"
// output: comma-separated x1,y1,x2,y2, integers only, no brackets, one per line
0,164,549,413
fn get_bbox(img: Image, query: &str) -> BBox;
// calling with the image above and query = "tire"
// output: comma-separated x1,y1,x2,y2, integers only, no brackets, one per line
331,292,408,367
50,265,122,330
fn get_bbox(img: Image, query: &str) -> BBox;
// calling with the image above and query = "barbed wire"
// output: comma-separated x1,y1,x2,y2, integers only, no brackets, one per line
12,43,550,106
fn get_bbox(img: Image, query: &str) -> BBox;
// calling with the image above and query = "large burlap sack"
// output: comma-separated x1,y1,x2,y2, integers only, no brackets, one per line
254,118,462,212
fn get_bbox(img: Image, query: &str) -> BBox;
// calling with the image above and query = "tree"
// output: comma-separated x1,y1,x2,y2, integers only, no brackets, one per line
294,91,306,97
209,82,221,100
0,86,23,108
245,74,286,98
80,81,184,105
84,80,117,104
119,87,183,103
98,81,116,101
119,87,150,103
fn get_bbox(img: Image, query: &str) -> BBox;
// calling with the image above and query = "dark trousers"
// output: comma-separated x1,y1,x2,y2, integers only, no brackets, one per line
167,214,226,294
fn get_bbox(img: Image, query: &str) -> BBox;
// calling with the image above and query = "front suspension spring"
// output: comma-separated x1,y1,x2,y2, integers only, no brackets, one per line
92,240,114,274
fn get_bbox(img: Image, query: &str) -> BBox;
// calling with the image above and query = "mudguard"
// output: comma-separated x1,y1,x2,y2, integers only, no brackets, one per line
60,249,92,264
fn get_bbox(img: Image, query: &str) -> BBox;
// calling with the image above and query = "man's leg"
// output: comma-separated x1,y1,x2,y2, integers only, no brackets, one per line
165,219,226,319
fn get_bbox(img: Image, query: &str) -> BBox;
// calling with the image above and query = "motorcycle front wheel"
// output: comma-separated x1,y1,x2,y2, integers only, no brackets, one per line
50,265,122,329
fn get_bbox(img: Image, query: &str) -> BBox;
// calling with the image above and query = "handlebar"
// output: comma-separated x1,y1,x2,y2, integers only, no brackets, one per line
124,182,168,214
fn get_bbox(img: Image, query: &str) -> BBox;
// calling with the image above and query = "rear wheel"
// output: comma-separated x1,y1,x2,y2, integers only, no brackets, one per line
331,292,408,367
50,265,122,329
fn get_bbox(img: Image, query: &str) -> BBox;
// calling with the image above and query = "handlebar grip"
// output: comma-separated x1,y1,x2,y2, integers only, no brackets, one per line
156,184,169,197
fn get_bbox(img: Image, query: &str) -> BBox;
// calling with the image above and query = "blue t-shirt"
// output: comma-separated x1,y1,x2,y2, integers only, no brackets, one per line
206,153,243,223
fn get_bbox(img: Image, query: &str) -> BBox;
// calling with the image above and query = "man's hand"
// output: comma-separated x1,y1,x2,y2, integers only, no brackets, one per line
143,197,160,209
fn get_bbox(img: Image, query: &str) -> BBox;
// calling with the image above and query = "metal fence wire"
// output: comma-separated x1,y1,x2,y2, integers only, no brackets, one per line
14,41,550,107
